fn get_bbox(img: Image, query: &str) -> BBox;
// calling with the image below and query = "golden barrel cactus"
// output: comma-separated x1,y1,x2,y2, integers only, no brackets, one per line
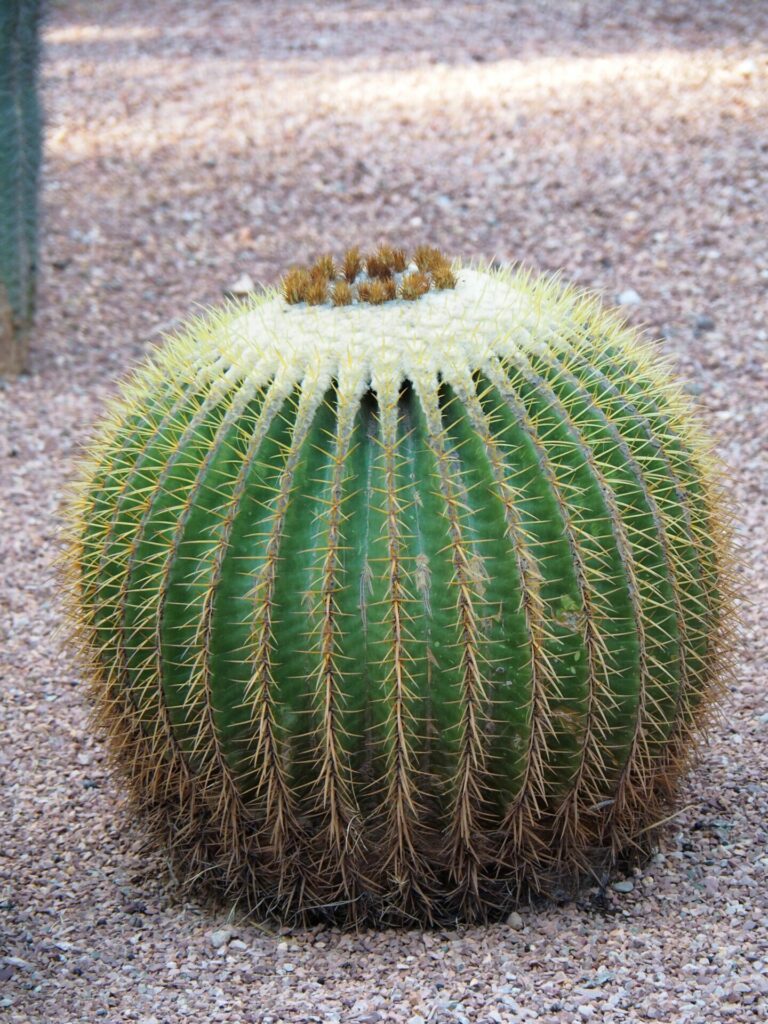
66,247,733,926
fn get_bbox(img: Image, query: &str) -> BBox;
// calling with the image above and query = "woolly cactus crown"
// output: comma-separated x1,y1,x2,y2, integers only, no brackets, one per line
66,246,733,927
221,263,552,393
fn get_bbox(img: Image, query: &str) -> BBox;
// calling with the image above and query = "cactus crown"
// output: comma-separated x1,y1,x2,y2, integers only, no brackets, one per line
65,259,735,928
231,259,555,397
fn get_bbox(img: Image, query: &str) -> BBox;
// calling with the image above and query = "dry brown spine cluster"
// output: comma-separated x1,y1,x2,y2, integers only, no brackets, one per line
281,243,457,306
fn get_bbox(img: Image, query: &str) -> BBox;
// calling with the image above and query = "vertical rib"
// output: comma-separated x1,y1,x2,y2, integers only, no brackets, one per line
446,371,555,862
414,372,489,904
487,355,639,852
122,378,255,823
157,380,285,858
244,373,328,906
304,371,366,907
513,350,665,851
374,374,431,912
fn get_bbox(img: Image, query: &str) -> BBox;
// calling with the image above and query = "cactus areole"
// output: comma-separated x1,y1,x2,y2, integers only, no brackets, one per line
67,248,733,926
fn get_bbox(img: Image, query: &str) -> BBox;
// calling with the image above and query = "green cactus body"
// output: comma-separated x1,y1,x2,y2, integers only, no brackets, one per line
0,0,42,372
67,253,733,926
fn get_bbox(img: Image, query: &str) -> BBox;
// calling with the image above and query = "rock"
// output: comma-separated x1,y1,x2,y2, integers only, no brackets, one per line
617,289,642,306
507,911,524,930
695,314,716,332
209,928,233,949
227,273,255,297
229,939,248,951
736,58,757,77
612,879,635,893
589,969,615,987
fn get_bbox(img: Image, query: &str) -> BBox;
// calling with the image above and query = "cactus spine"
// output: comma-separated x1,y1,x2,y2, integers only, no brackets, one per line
0,0,42,375
66,251,734,926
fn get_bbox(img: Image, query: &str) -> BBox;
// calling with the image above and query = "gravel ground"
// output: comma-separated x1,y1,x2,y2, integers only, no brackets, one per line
2,2,767,1021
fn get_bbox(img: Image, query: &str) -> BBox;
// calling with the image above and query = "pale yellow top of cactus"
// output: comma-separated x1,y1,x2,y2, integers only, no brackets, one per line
214,268,550,396
135,262,641,412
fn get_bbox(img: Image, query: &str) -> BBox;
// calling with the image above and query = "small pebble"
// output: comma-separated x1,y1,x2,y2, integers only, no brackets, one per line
695,313,716,332
507,911,524,930
612,880,635,893
227,273,255,297
208,928,233,949
617,288,642,305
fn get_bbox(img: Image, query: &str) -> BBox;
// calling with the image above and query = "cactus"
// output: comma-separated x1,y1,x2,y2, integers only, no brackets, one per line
66,248,734,926
0,0,42,375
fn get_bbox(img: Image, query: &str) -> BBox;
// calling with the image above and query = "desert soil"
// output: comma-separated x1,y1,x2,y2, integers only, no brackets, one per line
1,1,767,1022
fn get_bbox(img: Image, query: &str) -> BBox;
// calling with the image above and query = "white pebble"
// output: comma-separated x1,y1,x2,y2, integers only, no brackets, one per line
208,928,233,949
613,880,635,893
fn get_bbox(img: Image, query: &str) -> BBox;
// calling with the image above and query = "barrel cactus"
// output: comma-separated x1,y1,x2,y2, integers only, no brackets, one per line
66,246,733,926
